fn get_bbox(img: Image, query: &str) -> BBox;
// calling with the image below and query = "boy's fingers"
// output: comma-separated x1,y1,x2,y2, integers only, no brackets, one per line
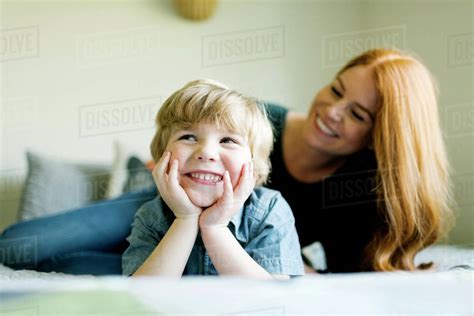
155,151,171,176
235,162,252,196
215,170,233,211
222,171,232,200
168,159,180,186
156,152,172,185
236,162,247,186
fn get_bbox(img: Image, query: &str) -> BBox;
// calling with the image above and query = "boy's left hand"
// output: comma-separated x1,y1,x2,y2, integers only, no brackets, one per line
199,161,255,229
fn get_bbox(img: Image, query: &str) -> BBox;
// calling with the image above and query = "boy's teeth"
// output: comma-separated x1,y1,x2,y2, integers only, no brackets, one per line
190,173,222,183
316,117,337,137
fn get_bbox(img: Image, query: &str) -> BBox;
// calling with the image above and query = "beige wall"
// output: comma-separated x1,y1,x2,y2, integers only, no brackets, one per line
0,0,472,244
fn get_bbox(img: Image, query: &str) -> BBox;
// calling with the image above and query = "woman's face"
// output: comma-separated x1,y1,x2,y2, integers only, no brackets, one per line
302,65,379,156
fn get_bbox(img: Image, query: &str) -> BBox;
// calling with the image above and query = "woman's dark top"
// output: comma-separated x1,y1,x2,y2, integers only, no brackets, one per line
264,103,385,272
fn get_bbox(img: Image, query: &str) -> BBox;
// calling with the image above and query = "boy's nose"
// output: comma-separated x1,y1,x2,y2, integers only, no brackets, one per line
194,145,218,162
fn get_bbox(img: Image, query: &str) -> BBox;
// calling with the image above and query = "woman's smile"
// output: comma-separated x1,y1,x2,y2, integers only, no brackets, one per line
315,115,339,138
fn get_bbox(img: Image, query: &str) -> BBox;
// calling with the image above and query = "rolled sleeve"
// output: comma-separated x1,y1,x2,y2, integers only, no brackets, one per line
121,200,165,276
245,191,304,277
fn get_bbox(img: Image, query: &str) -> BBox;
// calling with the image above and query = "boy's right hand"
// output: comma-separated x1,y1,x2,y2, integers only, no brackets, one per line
153,152,202,219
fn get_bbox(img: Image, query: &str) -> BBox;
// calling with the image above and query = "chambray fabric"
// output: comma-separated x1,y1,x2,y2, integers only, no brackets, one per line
122,187,304,277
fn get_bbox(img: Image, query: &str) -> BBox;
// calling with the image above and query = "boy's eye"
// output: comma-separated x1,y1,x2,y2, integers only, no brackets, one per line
178,134,197,141
221,137,238,144
331,86,343,98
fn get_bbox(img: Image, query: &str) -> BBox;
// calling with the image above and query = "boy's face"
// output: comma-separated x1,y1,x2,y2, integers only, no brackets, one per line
165,123,252,208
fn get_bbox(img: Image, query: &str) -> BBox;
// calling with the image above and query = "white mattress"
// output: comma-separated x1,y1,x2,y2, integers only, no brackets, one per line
0,270,472,315
0,244,472,315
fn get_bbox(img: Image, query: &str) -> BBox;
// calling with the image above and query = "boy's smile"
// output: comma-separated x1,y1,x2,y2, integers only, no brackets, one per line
165,123,252,208
186,171,223,185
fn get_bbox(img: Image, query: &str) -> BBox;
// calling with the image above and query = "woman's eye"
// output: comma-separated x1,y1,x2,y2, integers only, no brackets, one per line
221,137,238,144
178,134,197,141
351,110,365,122
331,86,343,98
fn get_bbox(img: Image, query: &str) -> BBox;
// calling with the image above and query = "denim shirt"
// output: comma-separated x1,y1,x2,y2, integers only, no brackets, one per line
122,187,304,277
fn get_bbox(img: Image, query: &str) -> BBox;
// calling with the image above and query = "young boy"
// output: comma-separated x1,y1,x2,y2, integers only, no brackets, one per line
122,79,304,279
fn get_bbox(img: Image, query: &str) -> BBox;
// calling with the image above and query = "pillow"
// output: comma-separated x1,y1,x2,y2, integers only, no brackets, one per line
104,141,130,199
415,244,474,271
18,152,110,221
301,241,327,271
104,140,158,198
122,156,155,194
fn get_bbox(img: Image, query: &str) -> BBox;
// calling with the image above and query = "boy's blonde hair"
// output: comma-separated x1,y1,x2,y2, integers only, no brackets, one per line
150,79,274,186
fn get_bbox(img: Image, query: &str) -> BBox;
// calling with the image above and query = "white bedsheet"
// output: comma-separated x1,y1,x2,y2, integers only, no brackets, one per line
1,271,472,315
0,244,472,315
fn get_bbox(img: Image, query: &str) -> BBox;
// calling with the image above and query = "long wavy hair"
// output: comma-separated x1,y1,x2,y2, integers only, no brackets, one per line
339,49,454,271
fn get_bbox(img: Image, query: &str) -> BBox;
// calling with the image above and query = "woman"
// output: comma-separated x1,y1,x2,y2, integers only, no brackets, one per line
265,48,453,271
0,48,453,274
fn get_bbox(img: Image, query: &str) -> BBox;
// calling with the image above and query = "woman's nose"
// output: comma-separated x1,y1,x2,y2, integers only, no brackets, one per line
326,101,345,122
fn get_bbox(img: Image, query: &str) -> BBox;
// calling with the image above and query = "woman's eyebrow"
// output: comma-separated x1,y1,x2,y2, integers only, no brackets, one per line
336,76,375,120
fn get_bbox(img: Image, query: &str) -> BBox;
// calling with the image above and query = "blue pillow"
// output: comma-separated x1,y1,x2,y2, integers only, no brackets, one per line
122,156,155,194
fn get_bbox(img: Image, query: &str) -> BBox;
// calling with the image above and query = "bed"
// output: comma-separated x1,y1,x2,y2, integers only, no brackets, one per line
1,152,472,315
0,244,472,315
0,269,472,315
